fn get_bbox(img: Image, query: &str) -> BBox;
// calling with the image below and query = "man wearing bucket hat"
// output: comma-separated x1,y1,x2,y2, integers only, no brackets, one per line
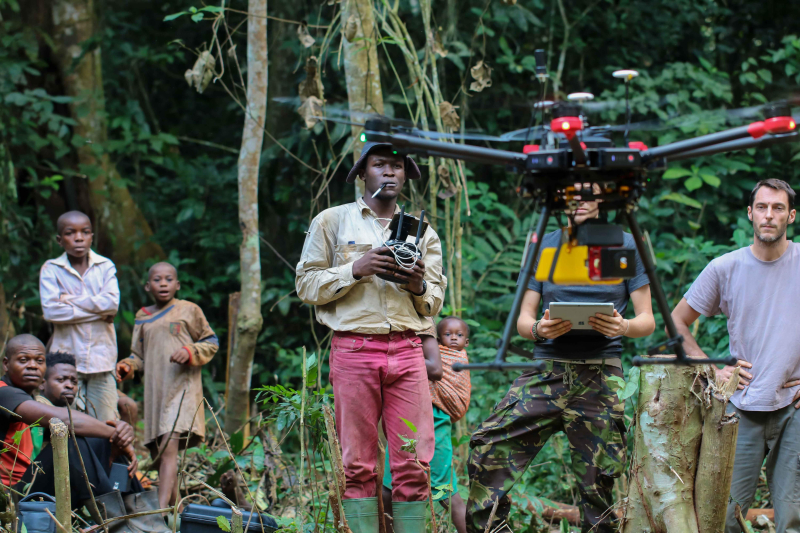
296,142,447,532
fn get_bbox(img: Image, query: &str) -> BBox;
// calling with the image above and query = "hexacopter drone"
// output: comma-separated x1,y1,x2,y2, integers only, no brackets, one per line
327,50,798,371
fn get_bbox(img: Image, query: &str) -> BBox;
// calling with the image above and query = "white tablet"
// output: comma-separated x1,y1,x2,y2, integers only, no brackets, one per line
549,302,614,330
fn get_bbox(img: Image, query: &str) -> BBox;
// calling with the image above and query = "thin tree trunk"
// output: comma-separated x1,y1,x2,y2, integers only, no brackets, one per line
623,358,739,533
51,0,163,264
342,0,384,198
50,418,71,531
225,0,266,434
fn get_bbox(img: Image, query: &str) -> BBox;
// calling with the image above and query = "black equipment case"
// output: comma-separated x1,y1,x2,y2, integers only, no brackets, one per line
180,500,278,533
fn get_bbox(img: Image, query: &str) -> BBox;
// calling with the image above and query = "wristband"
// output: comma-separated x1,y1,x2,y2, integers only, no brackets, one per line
532,320,547,342
621,319,630,337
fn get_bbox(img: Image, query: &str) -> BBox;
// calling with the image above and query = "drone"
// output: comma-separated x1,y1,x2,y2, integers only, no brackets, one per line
315,50,798,371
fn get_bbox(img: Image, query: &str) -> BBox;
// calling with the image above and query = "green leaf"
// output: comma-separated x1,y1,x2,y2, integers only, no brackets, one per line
757,69,773,83
662,167,692,180
201,6,224,12
217,516,231,532
618,367,640,401
606,375,625,392
163,12,187,21
229,430,245,454
700,173,721,188
663,193,702,209
399,417,417,433
191,12,204,22
684,176,703,191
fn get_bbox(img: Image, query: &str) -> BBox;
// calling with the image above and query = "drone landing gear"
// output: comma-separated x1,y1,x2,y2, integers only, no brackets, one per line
453,201,737,373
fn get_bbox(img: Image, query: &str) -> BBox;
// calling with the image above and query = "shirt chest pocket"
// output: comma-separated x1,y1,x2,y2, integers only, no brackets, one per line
334,244,372,267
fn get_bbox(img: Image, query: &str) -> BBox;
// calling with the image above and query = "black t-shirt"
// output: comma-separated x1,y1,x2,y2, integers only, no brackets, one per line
0,376,34,440
527,230,650,360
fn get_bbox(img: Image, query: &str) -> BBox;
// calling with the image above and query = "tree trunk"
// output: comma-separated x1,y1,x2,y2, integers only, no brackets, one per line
623,358,739,533
51,0,163,264
50,418,71,532
342,0,384,198
225,0,266,435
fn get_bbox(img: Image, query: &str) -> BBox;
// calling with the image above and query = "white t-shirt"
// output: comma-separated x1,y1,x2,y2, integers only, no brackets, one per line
685,242,800,411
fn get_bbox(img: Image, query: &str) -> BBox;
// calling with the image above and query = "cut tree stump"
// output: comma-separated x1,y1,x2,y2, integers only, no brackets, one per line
622,356,740,533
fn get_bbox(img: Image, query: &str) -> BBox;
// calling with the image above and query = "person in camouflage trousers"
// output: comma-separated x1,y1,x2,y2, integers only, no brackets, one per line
467,360,627,532
466,186,656,533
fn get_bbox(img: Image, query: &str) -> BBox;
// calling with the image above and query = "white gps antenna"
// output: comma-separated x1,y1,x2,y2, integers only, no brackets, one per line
613,70,639,146
567,92,594,131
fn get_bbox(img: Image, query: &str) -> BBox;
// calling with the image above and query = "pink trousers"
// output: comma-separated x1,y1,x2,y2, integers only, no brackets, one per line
330,330,435,502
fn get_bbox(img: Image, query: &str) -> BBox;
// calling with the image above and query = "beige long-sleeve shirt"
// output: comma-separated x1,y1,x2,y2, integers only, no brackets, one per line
296,197,447,334
39,250,120,374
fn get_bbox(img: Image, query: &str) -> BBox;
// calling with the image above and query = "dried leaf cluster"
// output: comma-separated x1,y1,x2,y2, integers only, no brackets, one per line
184,51,216,94
469,60,493,92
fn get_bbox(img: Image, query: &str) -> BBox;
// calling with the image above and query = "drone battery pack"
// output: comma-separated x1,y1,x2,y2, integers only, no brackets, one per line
525,150,569,171
588,246,636,280
534,245,622,286
597,148,641,169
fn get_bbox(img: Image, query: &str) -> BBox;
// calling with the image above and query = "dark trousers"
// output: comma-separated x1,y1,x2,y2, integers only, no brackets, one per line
18,437,141,507
466,361,627,533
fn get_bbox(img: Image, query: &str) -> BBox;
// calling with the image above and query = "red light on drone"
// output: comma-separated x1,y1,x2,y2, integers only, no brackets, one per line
523,144,540,154
628,141,648,151
550,117,583,140
628,155,635,162
748,116,796,138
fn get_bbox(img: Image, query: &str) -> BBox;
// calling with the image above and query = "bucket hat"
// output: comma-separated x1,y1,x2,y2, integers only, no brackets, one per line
345,141,421,183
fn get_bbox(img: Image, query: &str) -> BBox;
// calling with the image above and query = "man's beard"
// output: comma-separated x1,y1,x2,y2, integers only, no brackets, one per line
754,221,787,244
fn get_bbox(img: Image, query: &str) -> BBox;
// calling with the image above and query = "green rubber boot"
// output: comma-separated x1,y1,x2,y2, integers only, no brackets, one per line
391,501,428,533
342,497,379,533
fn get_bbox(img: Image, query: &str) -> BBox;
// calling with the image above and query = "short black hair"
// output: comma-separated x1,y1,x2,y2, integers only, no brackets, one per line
749,179,796,211
56,211,92,236
45,351,76,378
147,261,178,280
437,316,470,338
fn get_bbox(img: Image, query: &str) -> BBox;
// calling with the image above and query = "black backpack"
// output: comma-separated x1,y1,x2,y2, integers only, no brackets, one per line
16,493,56,533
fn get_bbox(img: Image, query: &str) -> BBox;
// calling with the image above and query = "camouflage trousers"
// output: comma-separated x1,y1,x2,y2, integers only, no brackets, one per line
466,360,627,533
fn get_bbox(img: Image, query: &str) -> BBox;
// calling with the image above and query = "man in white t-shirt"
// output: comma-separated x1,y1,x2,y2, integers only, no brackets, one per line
672,179,799,533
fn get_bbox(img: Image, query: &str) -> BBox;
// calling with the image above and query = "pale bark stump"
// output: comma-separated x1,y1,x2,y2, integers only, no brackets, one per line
51,0,164,264
51,418,71,532
342,0,384,198
225,0,267,434
623,358,740,533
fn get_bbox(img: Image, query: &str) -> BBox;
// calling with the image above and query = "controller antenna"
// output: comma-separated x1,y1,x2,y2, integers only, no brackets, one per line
415,210,426,245
396,205,405,241
613,70,639,147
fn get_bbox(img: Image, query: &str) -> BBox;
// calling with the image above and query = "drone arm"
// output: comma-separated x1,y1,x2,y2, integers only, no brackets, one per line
668,132,798,161
642,115,797,163
366,131,527,168
641,124,755,163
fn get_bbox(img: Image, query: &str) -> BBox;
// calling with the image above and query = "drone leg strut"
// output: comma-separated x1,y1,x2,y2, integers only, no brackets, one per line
624,210,736,367
454,204,552,372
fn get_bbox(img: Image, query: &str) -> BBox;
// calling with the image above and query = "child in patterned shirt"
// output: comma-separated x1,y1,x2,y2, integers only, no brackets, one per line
115,262,218,510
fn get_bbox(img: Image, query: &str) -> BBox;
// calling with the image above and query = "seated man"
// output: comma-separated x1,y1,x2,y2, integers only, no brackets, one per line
0,335,138,510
